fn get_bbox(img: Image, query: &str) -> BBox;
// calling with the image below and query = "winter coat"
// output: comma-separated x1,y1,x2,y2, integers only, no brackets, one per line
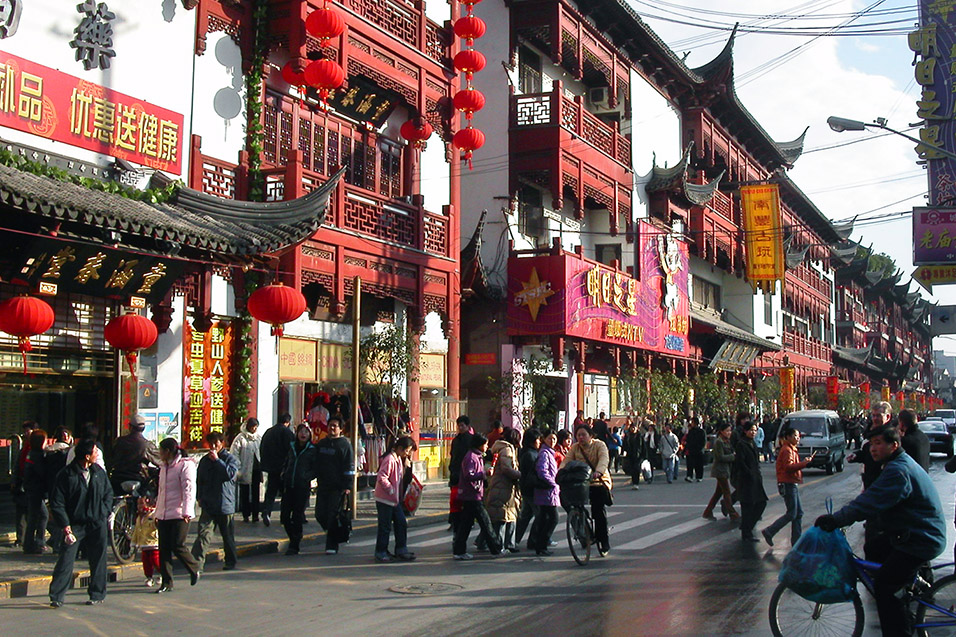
684,426,707,455
447,431,472,487
44,442,71,495
849,440,883,489
196,449,240,515
733,438,767,504
518,447,540,497
710,437,735,479
563,439,612,491
375,451,404,507
110,431,161,484
156,455,197,521
533,445,559,507
775,442,810,484
259,424,295,474
230,425,262,485
23,450,48,499
457,449,486,502
485,439,521,522
314,435,354,491
49,461,113,528
901,428,931,472
754,427,765,451
833,449,946,561
282,441,316,491
659,432,680,459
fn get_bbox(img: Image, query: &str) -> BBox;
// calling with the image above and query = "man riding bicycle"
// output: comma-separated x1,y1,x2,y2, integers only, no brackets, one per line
815,424,946,636
110,415,161,494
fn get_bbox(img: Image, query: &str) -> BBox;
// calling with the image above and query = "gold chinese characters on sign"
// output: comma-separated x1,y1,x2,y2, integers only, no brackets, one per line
182,321,232,449
780,366,795,413
740,184,784,293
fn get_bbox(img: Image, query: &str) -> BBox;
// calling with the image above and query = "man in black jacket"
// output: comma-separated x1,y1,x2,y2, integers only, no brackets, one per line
191,432,240,571
109,415,161,493
259,413,294,526
48,438,114,608
314,417,354,554
684,417,707,482
898,409,931,472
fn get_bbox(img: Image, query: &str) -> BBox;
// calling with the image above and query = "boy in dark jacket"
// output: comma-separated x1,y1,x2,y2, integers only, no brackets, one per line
314,417,354,554
48,438,114,607
258,414,295,526
281,424,316,555
191,432,240,571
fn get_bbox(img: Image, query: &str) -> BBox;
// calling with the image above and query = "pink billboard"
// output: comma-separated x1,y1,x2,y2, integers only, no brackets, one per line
507,222,689,355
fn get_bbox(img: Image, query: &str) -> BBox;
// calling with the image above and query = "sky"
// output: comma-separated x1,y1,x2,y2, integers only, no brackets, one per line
630,0,956,351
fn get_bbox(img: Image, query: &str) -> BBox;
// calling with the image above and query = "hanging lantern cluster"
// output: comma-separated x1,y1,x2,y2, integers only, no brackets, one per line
302,0,347,109
0,295,55,373
247,283,307,337
452,0,486,169
105,312,158,382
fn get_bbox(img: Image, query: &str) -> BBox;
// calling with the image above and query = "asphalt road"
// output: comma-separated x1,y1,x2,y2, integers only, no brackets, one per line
3,455,955,636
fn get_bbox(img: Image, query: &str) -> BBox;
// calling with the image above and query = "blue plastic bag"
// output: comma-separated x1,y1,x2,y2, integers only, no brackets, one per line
778,526,857,603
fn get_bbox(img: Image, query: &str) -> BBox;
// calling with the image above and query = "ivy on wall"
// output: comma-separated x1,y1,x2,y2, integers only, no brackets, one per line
245,0,268,202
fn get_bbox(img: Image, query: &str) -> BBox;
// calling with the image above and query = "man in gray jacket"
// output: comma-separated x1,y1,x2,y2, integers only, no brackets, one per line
191,431,240,571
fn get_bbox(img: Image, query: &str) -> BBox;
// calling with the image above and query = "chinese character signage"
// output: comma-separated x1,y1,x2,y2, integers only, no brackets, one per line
326,75,398,128
507,222,689,356
10,237,181,303
182,320,233,449
419,353,445,389
740,184,784,292
0,50,183,174
279,337,317,381
780,367,795,413
913,207,956,264
881,385,891,402
826,375,839,408
860,381,871,410
911,5,956,204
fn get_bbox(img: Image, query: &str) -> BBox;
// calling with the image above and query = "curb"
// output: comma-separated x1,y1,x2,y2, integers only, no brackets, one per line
0,510,446,600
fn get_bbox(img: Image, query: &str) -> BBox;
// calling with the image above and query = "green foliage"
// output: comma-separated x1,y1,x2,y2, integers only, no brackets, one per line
0,147,180,203
837,388,864,418
357,323,418,429
487,355,562,429
690,373,726,422
228,272,260,426
806,386,828,409
648,370,688,421
616,368,649,415
245,0,268,202
754,376,780,416
866,251,896,276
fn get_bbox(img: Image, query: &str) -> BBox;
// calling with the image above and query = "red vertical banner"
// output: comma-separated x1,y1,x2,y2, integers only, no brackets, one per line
780,367,795,413
826,376,839,408
896,391,905,407
182,320,233,449
860,382,870,410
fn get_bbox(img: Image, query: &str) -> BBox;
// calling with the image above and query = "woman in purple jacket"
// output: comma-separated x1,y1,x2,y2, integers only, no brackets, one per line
452,433,502,560
530,430,560,556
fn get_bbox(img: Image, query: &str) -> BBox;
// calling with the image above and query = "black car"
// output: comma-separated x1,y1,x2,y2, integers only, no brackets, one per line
919,420,955,458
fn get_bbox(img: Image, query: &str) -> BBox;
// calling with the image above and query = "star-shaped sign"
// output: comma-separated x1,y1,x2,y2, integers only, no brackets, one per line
515,267,554,321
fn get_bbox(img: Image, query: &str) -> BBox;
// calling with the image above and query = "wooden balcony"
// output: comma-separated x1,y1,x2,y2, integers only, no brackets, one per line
783,330,831,363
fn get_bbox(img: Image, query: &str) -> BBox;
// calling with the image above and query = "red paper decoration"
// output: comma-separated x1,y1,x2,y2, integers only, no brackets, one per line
282,61,306,88
0,295,55,373
301,1,347,109
453,127,485,168
305,58,345,107
454,88,485,120
453,0,486,169
305,4,345,44
453,15,486,45
453,49,486,80
247,283,307,337
400,118,434,149
105,312,158,382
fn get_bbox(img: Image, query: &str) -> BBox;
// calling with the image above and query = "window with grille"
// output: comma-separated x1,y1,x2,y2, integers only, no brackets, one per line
692,277,721,311
517,185,545,237
519,46,543,94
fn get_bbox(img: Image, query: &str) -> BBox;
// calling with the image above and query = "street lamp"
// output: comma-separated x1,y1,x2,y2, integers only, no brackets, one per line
826,115,956,162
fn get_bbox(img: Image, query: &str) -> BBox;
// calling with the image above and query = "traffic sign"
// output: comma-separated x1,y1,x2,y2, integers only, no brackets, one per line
914,265,956,292
932,305,956,335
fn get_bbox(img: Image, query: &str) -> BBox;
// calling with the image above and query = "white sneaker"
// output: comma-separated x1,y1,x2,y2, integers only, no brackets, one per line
325,549,337,555
453,553,474,561
145,578,154,587
632,485,640,490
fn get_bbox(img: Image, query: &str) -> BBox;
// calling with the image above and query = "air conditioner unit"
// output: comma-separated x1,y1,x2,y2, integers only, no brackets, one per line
588,86,611,110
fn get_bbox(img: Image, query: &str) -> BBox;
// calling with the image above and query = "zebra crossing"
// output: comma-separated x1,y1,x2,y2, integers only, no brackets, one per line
344,499,789,554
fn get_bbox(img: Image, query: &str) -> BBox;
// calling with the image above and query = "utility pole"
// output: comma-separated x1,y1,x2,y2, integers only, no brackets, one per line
351,276,361,519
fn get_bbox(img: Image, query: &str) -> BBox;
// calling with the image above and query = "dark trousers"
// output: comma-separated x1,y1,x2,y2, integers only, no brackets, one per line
704,477,737,517
49,521,108,603
156,518,199,588
589,486,610,549
686,452,705,480
191,510,238,568
262,471,284,518
630,458,644,485
739,500,767,539
24,493,48,552
280,484,310,551
764,483,803,545
315,488,345,551
375,501,408,557
608,449,621,473
515,494,537,545
13,494,27,545
238,472,262,521
874,548,924,636
531,505,558,552
453,500,501,555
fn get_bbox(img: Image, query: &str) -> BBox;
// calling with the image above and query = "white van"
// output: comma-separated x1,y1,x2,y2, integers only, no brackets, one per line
934,409,956,433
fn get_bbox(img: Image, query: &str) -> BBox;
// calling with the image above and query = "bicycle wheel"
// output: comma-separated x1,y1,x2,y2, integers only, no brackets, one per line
566,507,592,566
916,574,956,637
109,499,136,564
768,582,863,637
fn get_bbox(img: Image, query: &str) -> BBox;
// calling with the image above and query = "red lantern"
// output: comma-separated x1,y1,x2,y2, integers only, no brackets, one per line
305,5,346,43
0,295,54,373
454,15,486,44
282,61,306,87
454,50,486,80
305,58,345,106
459,0,483,14
454,126,485,169
454,88,485,120
400,118,433,148
247,284,307,337
105,312,158,382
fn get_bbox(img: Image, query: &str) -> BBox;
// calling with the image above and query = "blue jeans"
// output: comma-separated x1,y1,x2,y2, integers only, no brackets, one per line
375,502,408,558
764,482,803,545
663,456,677,483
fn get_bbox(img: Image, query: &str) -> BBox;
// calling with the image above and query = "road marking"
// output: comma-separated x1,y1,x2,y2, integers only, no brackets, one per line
606,511,679,536
410,510,627,548
349,524,452,548
615,517,711,550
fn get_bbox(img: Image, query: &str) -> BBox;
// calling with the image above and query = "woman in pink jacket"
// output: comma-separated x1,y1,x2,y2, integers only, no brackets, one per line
154,438,201,593
374,436,417,563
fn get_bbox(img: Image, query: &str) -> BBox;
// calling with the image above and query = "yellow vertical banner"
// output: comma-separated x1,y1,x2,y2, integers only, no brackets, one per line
780,366,795,413
881,386,891,402
740,184,784,293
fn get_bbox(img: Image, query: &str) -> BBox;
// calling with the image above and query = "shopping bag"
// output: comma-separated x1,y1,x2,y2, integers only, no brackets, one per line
403,473,424,515
640,459,652,481
329,493,352,544
778,526,856,603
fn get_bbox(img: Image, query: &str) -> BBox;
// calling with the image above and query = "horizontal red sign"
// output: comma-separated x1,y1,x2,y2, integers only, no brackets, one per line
464,353,497,365
0,50,183,174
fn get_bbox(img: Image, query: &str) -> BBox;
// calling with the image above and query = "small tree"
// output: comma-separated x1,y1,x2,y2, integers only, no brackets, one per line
837,388,864,418
487,354,562,429
616,367,650,415
754,376,780,417
357,323,417,436
649,370,687,422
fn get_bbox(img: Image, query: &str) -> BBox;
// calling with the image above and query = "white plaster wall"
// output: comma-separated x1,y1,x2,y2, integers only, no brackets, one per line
0,1,196,177
209,272,235,318
629,70,681,220
751,282,782,344
192,31,246,164
257,320,280,426
418,132,450,211
142,294,185,442
723,274,757,332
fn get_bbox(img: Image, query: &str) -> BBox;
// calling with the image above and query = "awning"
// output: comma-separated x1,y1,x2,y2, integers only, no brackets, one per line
691,309,783,351
691,309,781,373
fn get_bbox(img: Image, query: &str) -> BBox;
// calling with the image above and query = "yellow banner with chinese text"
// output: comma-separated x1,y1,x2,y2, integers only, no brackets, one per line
741,184,784,291
780,366,795,413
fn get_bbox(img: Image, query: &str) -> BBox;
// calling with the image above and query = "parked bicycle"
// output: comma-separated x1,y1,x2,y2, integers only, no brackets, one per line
769,554,956,636
109,480,145,564
556,461,593,566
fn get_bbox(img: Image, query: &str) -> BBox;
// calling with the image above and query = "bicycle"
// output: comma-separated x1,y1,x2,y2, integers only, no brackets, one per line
769,554,956,636
108,480,143,564
565,498,594,566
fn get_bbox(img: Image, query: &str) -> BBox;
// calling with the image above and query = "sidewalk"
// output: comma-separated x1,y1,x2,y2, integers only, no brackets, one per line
0,480,450,599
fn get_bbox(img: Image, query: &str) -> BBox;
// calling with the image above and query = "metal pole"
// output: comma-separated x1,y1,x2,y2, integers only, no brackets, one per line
351,276,361,520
